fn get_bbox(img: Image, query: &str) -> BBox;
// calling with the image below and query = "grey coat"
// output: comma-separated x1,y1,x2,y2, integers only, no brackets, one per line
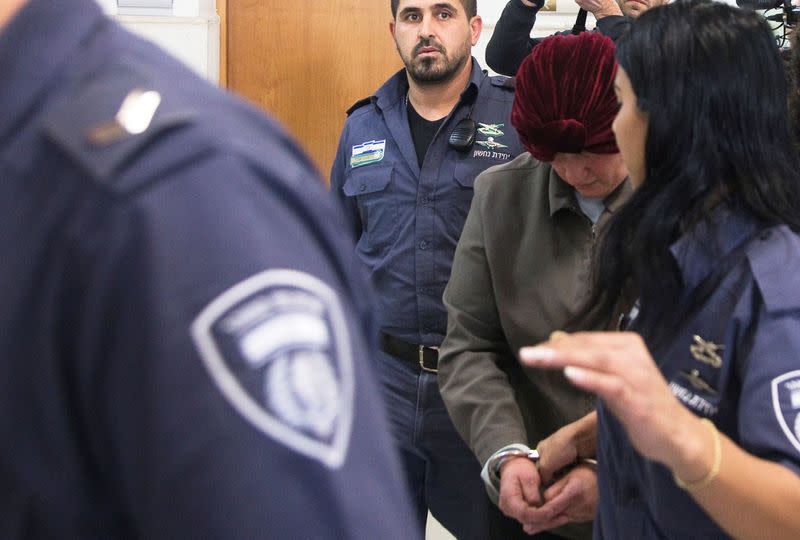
439,152,631,537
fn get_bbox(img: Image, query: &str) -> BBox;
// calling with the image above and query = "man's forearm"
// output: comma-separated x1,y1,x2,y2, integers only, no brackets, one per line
485,0,540,76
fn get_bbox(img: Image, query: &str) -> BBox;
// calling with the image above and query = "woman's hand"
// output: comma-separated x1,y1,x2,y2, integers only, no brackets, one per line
519,332,708,473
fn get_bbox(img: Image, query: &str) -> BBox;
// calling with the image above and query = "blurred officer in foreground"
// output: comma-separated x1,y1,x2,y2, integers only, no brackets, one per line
0,0,417,537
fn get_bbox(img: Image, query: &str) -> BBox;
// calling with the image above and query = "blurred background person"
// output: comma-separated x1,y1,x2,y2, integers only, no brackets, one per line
0,0,417,537
439,32,630,540
485,0,665,76
521,2,800,538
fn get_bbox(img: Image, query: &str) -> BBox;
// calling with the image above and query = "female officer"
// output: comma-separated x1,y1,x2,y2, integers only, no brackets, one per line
519,1,800,538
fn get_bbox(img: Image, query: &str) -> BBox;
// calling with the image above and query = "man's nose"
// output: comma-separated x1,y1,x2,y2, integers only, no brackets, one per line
418,15,434,38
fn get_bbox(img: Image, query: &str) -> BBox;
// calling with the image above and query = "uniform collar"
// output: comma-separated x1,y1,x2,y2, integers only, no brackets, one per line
668,204,761,291
0,0,105,146
548,167,632,218
373,57,485,111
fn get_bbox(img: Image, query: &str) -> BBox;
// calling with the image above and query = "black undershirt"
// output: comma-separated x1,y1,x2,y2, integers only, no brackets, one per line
407,99,446,168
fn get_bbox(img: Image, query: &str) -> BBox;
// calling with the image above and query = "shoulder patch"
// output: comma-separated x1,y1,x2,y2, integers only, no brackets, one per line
771,370,800,456
43,65,197,187
346,96,373,116
748,226,800,313
490,75,516,91
191,269,354,469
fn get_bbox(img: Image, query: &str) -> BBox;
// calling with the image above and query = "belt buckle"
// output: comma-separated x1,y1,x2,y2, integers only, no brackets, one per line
418,345,438,373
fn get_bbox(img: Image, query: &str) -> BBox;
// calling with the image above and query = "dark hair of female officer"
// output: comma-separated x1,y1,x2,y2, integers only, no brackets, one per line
789,29,800,147
573,0,800,338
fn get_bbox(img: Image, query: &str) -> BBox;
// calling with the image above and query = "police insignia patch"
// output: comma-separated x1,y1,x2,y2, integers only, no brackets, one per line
475,137,508,150
191,269,354,468
771,370,800,455
477,123,505,137
350,140,385,168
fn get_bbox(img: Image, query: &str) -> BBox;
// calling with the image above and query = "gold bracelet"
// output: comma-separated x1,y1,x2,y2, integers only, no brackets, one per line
673,418,721,491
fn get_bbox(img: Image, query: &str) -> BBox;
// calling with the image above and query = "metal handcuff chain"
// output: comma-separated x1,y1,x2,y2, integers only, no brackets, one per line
489,447,598,488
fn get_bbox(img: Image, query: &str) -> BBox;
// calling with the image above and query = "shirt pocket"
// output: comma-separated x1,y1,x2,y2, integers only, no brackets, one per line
444,161,479,242
342,164,398,250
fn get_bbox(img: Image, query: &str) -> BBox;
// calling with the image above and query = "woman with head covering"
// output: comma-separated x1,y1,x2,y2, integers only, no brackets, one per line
521,1,800,537
438,31,630,539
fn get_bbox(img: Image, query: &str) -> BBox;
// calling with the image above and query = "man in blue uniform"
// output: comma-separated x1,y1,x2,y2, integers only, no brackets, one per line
0,0,418,537
330,0,522,537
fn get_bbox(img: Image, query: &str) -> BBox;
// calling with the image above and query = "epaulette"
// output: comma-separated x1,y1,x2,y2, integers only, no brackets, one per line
490,75,516,91
346,96,373,116
748,225,800,313
43,64,197,191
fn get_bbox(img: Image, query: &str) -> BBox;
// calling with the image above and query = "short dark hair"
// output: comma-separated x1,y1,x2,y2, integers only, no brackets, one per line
391,0,477,19
573,0,800,340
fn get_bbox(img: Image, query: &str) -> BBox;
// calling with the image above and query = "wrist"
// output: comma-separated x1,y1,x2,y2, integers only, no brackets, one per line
485,444,540,489
518,0,541,8
499,454,536,476
673,418,721,491
593,6,623,18
667,415,717,485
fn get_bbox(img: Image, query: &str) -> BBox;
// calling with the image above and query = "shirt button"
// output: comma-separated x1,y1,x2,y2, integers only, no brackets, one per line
359,184,367,192
421,195,430,205
419,240,428,250
419,287,429,295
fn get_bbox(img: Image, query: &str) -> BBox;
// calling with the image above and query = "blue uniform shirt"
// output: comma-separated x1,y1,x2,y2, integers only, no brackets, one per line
330,63,523,346
595,208,800,539
0,0,418,537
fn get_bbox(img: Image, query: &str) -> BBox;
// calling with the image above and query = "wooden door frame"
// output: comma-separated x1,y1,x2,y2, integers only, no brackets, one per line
216,0,227,87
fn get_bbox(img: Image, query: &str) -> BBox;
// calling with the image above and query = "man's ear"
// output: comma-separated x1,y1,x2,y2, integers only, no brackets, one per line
390,20,396,41
469,15,483,46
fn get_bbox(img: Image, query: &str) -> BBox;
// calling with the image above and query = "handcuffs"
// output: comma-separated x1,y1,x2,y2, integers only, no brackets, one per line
487,447,540,488
487,446,598,490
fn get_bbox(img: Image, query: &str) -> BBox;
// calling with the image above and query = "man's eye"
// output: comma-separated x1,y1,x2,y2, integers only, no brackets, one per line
439,11,451,19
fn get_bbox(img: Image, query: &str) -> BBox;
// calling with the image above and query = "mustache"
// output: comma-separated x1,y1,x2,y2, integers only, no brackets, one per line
413,38,445,56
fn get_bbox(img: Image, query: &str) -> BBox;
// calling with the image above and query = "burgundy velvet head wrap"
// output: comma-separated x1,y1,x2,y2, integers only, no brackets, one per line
511,32,619,162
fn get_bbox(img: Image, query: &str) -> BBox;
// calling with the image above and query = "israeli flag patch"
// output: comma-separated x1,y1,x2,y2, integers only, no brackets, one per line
350,139,386,168
771,370,800,455
191,269,354,468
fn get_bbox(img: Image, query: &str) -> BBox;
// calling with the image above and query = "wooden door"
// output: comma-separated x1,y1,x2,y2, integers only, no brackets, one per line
222,0,403,182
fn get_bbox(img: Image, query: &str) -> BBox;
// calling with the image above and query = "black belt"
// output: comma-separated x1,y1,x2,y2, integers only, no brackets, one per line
380,332,439,373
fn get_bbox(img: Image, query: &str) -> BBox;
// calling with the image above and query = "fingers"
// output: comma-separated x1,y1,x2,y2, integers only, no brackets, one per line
519,470,541,506
519,331,648,377
523,514,570,536
541,466,598,523
536,431,578,484
498,459,542,521
562,365,628,405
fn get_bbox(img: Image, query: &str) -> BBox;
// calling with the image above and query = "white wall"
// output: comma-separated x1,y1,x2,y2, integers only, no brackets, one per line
93,0,220,83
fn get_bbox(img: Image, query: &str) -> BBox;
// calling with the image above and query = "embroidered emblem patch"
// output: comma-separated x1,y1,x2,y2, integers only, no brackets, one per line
350,139,386,168
477,123,505,137
475,137,508,150
191,269,354,468
690,335,724,368
771,370,800,455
